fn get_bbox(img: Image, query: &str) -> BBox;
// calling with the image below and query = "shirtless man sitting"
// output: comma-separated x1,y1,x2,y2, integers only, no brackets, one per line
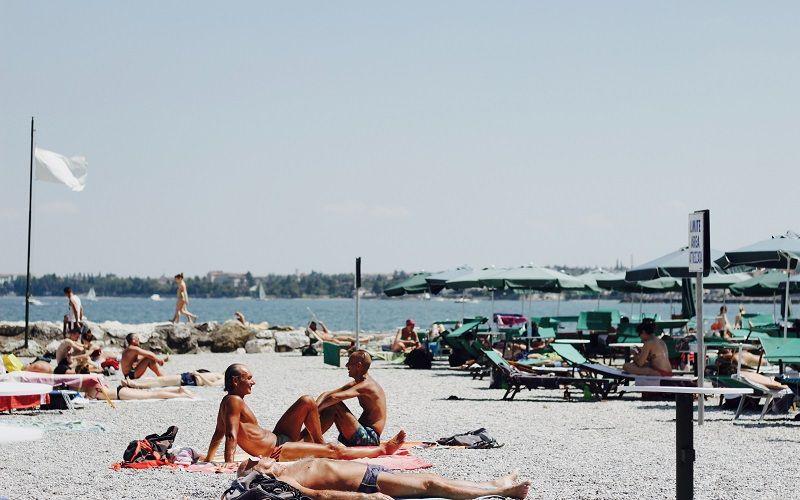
121,333,166,379
231,457,531,500
55,328,87,367
314,351,386,447
391,319,421,353
205,363,404,464
622,321,673,376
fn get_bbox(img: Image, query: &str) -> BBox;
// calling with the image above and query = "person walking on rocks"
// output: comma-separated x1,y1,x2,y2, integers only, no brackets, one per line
63,287,84,334
172,273,198,323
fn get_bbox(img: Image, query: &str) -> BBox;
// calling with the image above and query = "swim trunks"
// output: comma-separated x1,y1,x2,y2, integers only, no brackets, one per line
116,385,123,399
338,425,380,447
357,464,389,493
180,372,197,386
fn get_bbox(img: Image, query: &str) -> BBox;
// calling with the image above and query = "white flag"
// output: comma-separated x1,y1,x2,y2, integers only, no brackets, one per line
34,147,88,192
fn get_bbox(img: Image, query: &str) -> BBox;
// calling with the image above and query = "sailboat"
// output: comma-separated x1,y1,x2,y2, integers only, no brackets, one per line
150,294,163,301
86,287,97,301
258,282,267,301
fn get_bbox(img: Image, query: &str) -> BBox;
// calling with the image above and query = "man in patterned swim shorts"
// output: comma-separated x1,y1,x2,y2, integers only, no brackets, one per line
314,351,387,447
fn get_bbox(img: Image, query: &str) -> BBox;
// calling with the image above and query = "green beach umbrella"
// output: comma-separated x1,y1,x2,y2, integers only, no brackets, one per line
383,272,432,297
729,270,787,297
718,232,800,336
701,271,751,290
425,267,472,294
625,247,725,281
444,267,508,290
478,265,589,292
595,273,681,293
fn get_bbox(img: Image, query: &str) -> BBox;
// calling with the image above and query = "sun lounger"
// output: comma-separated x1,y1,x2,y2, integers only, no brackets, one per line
713,375,786,420
550,343,695,398
576,311,617,333
480,350,613,401
443,318,488,366
758,337,800,374
323,341,345,367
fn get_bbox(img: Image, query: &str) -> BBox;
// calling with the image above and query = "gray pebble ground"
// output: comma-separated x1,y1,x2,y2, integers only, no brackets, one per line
1,353,798,499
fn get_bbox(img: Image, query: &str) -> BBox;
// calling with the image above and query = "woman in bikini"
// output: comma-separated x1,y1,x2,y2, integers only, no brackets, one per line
172,273,198,323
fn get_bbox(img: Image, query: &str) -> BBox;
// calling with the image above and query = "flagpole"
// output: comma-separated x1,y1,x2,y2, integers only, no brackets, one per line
24,117,35,349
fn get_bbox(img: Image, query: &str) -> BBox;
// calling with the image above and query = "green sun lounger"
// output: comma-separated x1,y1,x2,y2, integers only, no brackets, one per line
550,343,694,398
713,375,785,420
323,341,345,367
759,338,800,369
576,311,617,333
480,349,612,401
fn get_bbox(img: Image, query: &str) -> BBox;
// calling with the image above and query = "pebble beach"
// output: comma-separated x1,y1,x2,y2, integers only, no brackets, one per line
1,352,798,499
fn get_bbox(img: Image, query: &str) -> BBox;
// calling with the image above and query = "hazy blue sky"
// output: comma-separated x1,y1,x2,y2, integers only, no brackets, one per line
1,2,798,276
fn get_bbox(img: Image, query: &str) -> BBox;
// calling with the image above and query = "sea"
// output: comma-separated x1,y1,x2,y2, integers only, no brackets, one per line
0,296,780,333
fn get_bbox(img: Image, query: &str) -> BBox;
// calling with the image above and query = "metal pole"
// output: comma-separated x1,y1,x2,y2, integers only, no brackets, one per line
696,273,705,425
675,393,695,500
354,286,360,349
24,117,35,349
784,261,791,338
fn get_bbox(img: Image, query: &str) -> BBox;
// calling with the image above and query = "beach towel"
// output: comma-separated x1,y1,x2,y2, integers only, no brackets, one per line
3,371,107,393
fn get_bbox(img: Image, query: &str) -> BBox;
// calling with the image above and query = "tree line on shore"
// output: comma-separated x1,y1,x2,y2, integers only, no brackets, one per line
0,271,409,299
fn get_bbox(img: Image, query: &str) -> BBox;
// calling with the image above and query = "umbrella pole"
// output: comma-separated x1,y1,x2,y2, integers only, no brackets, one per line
556,292,561,315
491,289,495,318
784,261,791,338
639,292,643,317
461,291,466,318
773,293,777,321
596,292,600,310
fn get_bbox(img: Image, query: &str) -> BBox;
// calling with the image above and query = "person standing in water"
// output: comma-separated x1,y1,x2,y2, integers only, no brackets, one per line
172,273,198,323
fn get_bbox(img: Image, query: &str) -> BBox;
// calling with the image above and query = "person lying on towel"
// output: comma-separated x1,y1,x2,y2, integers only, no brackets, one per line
83,380,196,401
120,370,223,389
622,321,673,376
231,457,531,500
312,350,386,447
121,333,167,379
204,363,404,465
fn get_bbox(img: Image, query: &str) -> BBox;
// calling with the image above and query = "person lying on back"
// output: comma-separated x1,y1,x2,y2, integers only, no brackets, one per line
622,321,673,376
232,457,531,500
121,333,166,379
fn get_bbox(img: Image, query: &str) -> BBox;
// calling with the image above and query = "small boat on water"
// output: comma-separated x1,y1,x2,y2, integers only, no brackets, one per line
150,294,162,301
258,283,268,301
27,296,44,306
85,287,97,301
454,297,479,304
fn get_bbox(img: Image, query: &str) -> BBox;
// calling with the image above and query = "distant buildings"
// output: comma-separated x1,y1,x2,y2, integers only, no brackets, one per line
206,271,247,287
0,274,15,285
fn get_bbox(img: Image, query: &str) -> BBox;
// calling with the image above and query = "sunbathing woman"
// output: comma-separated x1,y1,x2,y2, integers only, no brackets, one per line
84,381,196,401
121,371,223,389
231,457,531,500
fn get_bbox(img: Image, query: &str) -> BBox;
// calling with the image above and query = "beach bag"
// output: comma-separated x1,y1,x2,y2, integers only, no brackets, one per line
301,345,318,356
223,471,312,500
437,428,503,449
405,347,432,369
123,426,179,463
2,354,24,373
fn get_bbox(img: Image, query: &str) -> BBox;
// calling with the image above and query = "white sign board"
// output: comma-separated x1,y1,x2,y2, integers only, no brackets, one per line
688,212,704,273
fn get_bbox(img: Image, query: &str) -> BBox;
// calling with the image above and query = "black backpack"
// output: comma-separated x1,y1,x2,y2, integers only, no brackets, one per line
405,347,433,369
123,426,179,463
223,472,312,500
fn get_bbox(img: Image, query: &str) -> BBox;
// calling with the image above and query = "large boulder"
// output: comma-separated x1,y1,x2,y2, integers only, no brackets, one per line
7,339,44,358
0,324,25,337
99,321,160,343
245,338,276,354
211,321,253,353
273,330,309,350
155,323,199,354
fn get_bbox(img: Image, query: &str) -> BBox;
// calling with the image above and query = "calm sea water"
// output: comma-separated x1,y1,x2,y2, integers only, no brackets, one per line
0,296,779,332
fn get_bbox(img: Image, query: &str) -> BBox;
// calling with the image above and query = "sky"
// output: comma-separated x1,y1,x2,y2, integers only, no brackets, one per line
1,2,799,277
